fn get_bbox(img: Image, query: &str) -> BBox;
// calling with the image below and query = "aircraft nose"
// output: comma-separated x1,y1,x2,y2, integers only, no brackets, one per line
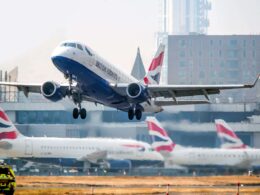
51,45,66,59
51,45,71,71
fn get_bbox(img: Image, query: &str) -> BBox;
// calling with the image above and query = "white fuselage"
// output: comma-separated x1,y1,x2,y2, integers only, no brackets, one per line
0,136,163,166
51,41,162,113
163,146,260,169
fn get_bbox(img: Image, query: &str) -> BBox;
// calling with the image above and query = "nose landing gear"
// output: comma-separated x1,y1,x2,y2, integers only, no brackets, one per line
65,73,87,120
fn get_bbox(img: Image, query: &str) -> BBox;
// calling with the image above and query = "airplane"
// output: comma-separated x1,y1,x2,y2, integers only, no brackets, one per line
0,41,259,120
146,117,260,170
215,119,249,149
0,108,163,171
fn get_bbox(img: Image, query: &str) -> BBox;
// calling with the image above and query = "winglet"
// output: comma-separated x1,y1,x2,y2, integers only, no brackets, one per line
245,74,260,88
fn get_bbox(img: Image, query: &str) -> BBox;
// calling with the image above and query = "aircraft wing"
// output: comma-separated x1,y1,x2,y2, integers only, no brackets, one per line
77,150,107,163
0,81,69,97
0,82,42,95
111,75,259,101
154,100,210,106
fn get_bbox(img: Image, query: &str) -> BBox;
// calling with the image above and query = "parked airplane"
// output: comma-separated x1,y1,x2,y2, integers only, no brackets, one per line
0,108,163,170
146,117,260,170
0,41,259,120
215,119,249,149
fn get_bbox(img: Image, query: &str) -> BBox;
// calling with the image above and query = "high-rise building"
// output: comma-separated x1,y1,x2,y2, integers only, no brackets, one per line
158,0,211,36
166,35,260,102
157,0,211,84
168,0,211,35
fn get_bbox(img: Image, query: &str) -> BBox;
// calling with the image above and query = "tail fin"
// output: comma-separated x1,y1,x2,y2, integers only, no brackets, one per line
215,119,248,149
143,44,165,85
146,117,176,154
0,108,23,140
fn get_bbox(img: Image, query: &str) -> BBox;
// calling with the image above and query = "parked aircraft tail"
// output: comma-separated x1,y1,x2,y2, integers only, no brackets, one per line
146,117,176,153
0,108,23,140
215,119,248,149
143,44,165,85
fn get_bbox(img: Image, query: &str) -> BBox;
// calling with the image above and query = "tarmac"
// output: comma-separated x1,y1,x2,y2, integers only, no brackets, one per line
13,175,260,194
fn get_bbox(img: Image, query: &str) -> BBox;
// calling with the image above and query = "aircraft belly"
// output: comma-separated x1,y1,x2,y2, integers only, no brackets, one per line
52,56,132,110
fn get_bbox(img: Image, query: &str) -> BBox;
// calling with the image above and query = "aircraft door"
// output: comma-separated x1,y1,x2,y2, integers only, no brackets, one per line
25,139,33,156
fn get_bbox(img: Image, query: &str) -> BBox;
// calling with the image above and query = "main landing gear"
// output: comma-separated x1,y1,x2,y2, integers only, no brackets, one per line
128,108,142,120
65,73,87,120
73,107,87,119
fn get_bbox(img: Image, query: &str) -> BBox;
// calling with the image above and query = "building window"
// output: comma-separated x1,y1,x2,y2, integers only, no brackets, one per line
178,71,186,77
179,61,186,67
199,71,205,78
179,40,186,47
229,39,237,47
227,60,239,67
227,50,238,58
179,51,185,57
252,40,256,47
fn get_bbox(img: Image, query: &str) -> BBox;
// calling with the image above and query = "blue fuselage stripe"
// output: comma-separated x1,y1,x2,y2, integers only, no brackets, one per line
52,56,131,111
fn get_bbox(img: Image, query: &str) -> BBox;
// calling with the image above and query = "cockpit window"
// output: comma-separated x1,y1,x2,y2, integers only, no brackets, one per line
77,44,83,51
85,46,93,56
67,43,76,48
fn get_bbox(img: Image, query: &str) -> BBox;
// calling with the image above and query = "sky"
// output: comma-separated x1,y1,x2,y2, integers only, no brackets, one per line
0,0,260,82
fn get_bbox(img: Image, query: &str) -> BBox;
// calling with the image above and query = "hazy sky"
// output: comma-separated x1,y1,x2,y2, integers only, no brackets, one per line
0,0,260,81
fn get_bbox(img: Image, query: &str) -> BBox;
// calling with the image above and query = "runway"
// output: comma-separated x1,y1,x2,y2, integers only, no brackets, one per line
14,175,260,194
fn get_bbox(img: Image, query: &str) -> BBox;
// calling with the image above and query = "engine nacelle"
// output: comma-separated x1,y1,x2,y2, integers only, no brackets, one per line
106,160,132,170
126,83,148,103
41,81,64,102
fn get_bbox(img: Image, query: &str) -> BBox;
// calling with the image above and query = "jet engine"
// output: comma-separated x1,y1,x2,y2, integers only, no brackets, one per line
126,83,148,103
41,81,65,102
102,160,132,170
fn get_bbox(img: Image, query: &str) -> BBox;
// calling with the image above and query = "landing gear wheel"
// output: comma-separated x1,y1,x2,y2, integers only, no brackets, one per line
128,109,134,120
73,108,79,119
135,109,142,120
80,108,87,119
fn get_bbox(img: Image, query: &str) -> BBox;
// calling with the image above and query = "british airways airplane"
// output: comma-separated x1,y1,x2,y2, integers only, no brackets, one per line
146,117,260,170
0,41,259,120
0,108,163,170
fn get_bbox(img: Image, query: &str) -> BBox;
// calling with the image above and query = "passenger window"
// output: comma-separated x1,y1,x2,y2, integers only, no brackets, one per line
67,43,76,48
85,46,93,56
77,44,83,51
